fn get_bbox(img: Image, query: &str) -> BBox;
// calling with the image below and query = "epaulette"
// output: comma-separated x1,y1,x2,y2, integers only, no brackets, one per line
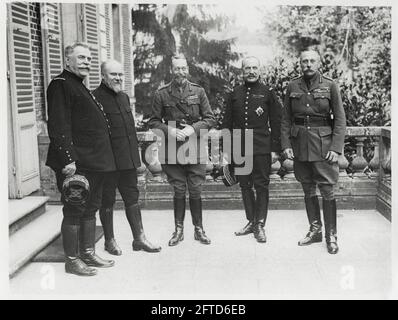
188,80,201,87
158,82,172,91
291,75,302,81
53,77,65,81
322,74,334,81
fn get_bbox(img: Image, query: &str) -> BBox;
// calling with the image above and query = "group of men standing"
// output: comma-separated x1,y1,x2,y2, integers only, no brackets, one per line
46,42,346,277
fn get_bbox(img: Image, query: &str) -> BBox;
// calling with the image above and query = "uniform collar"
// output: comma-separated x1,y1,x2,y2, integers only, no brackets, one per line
63,69,85,83
301,71,321,91
169,79,192,98
244,80,261,89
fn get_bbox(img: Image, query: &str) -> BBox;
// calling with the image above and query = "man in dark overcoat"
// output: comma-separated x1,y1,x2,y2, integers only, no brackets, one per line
46,42,115,276
93,60,161,255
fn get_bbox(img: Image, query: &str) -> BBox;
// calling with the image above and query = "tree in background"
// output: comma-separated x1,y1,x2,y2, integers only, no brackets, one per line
261,6,391,127
261,6,391,172
132,4,240,129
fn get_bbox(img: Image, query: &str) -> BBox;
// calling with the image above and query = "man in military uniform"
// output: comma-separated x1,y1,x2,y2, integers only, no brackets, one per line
222,56,282,243
93,60,161,255
149,55,216,246
46,42,115,276
281,48,346,254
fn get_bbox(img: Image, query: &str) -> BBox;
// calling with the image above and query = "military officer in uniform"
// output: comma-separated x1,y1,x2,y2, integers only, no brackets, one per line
149,55,216,246
222,56,282,243
46,42,115,276
281,48,346,254
93,60,161,255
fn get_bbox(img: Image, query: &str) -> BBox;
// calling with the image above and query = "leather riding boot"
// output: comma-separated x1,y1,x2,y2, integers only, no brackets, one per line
235,188,255,236
298,196,323,246
253,189,268,243
169,197,186,246
79,218,115,268
99,207,122,256
190,197,211,245
125,204,161,252
323,199,339,254
62,220,97,276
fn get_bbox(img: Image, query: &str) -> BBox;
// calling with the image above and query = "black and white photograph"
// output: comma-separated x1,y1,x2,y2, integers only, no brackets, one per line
1,0,396,302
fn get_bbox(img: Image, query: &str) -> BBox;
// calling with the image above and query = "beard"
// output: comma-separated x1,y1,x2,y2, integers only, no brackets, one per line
107,81,123,93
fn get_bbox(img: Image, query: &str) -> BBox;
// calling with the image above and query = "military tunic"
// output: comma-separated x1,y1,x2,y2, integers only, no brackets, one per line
149,80,216,164
222,81,282,156
46,70,116,218
281,71,346,186
222,80,282,191
149,80,216,199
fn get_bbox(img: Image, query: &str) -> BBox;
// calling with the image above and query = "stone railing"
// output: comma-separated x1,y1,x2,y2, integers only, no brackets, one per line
37,127,391,217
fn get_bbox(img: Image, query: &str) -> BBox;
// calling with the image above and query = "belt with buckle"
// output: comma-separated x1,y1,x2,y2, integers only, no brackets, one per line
294,116,332,127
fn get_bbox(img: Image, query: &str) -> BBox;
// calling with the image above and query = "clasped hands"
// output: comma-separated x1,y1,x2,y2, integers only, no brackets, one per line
169,124,195,141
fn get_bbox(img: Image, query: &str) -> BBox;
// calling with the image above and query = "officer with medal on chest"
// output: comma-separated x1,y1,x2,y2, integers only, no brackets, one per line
281,48,346,254
149,55,216,247
222,56,282,243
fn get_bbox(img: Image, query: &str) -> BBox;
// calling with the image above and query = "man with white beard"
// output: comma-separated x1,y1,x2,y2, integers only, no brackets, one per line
93,60,161,256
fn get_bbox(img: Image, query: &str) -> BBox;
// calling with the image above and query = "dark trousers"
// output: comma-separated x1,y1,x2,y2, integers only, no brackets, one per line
101,169,139,208
236,154,271,192
161,164,206,199
236,154,272,222
55,170,111,224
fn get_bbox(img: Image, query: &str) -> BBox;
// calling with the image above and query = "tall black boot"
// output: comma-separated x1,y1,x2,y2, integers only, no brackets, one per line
125,204,161,252
253,189,268,243
323,199,339,254
80,218,115,268
62,219,97,276
235,188,255,236
99,207,122,256
298,196,323,246
169,197,186,246
190,197,211,245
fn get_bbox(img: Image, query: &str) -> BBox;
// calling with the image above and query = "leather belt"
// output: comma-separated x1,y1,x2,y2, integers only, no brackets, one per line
294,116,332,127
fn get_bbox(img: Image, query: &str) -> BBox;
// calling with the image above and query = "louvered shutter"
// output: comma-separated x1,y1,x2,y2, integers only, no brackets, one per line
82,3,101,89
7,2,40,197
40,2,63,119
41,3,63,85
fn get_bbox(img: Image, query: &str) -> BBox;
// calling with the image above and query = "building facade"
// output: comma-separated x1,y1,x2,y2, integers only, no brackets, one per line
7,2,135,200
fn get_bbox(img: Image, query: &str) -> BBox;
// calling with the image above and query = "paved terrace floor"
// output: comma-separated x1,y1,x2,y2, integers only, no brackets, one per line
9,209,391,299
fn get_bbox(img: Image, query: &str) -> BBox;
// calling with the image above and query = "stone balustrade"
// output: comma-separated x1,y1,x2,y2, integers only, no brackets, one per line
37,127,391,218
135,127,390,180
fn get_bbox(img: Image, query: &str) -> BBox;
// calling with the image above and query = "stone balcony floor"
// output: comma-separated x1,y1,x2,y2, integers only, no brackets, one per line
9,209,392,299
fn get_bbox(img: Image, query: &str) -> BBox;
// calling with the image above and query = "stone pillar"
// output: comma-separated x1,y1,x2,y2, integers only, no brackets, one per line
351,136,368,177
368,137,380,177
270,157,281,180
281,158,295,179
337,146,350,177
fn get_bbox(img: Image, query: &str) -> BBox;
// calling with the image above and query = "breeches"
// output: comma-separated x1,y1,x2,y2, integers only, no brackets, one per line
293,160,339,200
161,164,206,199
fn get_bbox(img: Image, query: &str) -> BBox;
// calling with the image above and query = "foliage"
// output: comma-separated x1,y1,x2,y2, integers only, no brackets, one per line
261,6,391,127
132,4,240,122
